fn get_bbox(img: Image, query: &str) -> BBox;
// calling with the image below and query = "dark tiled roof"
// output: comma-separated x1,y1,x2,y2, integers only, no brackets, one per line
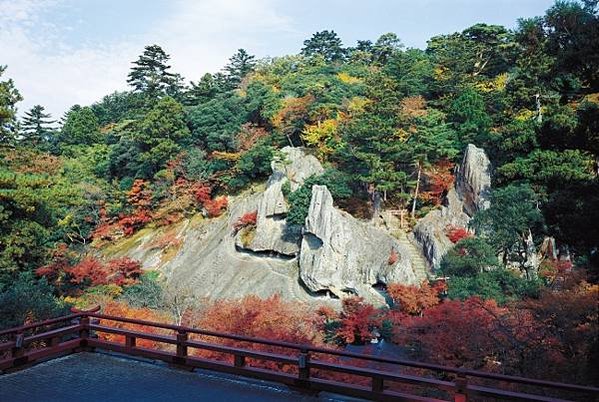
0,352,347,402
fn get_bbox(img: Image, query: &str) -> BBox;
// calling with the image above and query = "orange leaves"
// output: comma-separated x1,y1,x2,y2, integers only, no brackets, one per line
386,280,445,316
235,123,268,152
420,159,455,206
37,255,142,288
184,294,322,372
204,196,228,218
191,183,228,218
99,301,169,349
127,179,152,210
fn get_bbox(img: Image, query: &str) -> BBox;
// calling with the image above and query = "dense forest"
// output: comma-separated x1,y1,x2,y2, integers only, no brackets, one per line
0,0,597,388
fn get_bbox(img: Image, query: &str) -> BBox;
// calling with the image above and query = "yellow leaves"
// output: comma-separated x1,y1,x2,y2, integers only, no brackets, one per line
583,92,599,105
400,96,427,119
475,73,508,93
434,66,449,81
514,109,536,122
337,72,362,84
346,96,370,116
302,118,339,157
210,151,241,161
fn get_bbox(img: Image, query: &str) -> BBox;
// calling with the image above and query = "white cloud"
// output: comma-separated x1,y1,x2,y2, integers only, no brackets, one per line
0,0,294,119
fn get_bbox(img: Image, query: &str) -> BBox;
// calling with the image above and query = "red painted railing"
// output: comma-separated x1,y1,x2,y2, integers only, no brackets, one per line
1,309,597,402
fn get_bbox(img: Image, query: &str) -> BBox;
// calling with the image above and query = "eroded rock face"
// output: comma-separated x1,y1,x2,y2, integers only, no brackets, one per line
299,185,418,298
235,147,323,256
413,144,492,270
456,144,492,216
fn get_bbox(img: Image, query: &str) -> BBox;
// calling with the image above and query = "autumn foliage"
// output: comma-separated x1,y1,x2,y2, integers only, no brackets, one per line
420,159,455,206
386,280,445,316
184,294,323,372
233,210,258,233
36,256,142,288
445,225,472,244
99,300,170,349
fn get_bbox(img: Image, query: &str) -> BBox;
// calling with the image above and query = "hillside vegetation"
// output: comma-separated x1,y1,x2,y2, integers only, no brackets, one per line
0,0,597,387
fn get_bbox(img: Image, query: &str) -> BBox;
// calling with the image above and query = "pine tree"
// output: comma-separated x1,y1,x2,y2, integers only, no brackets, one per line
0,65,23,145
127,45,180,99
20,105,55,147
301,30,346,62
223,49,256,89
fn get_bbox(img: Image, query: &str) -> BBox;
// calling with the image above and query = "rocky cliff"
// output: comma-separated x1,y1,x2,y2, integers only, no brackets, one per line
413,144,492,270
299,185,418,299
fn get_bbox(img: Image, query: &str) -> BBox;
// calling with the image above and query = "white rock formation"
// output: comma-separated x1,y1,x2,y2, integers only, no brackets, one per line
299,185,418,298
235,147,323,256
455,144,492,216
413,144,492,270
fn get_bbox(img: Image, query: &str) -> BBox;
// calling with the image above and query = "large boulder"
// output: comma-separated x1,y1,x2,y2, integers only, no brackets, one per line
456,144,492,216
299,185,418,298
236,147,323,256
413,144,492,270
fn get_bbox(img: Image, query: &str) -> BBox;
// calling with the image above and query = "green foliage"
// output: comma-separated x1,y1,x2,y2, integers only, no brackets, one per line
59,105,101,146
0,273,69,330
223,49,256,89
20,105,55,148
228,142,275,190
301,30,346,62
120,271,163,309
127,44,182,99
448,87,492,147
0,65,22,144
187,94,248,151
441,237,500,277
447,269,541,305
286,169,353,225
471,184,545,271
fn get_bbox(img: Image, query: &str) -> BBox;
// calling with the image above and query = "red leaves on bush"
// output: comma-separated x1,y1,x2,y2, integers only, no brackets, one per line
204,196,228,218
99,301,169,349
420,159,455,206
445,225,472,244
105,257,143,286
233,210,258,232
40,256,142,287
192,183,212,205
337,296,380,345
386,280,445,316
127,179,152,210
118,210,152,236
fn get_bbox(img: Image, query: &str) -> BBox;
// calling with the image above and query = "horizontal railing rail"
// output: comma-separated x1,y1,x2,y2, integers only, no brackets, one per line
1,310,598,402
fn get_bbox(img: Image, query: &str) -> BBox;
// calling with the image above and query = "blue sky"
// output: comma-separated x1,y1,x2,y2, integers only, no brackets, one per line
1,0,556,118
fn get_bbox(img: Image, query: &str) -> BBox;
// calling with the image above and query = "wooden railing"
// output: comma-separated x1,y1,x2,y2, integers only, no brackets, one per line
1,309,598,402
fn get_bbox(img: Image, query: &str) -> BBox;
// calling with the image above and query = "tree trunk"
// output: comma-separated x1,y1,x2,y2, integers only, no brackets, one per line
372,190,382,220
411,161,422,219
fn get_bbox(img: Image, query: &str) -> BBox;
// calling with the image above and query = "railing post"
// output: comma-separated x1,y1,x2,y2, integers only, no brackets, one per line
234,354,246,368
175,330,188,365
125,335,136,350
79,315,90,348
454,371,468,402
372,377,384,393
11,332,25,366
298,348,310,382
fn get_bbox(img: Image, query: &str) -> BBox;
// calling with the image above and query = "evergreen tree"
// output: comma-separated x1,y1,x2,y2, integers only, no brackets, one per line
20,105,55,147
185,73,218,105
59,105,101,146
372,33,403,64
223,49,256,89
127,45,181,99
301,30,346,62
0,65,22,144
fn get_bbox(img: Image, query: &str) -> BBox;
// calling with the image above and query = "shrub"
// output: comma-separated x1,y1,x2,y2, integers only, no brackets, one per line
445,225,471,244
441,237,500,277
233,210,258,233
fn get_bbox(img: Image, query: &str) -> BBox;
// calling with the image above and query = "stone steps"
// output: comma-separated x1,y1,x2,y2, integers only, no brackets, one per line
395,231,429,283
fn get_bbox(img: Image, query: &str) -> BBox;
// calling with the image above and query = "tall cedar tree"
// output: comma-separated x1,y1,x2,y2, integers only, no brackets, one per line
20,105,55,147
0,65,22,144
301,30,346,62
127,45,181,99
223,49,256,89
